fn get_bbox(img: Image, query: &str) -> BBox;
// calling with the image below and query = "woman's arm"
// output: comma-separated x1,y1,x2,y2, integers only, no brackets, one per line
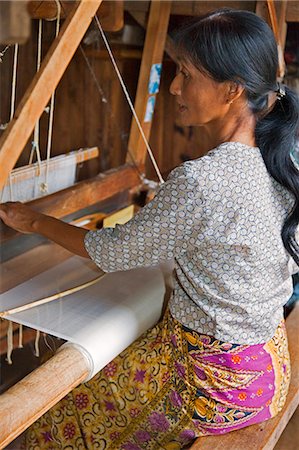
0,202,89,258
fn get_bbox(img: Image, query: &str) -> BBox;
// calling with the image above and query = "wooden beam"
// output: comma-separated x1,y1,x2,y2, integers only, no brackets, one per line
28,0,124,31
286,1,299,22
0,0,103,192
0,345,89,448
0,164,141,243
126,0,172,169
125,1,256,16
98,0,124,32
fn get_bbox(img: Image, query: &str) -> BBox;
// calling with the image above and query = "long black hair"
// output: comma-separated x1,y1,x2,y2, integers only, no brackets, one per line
173,8,299,265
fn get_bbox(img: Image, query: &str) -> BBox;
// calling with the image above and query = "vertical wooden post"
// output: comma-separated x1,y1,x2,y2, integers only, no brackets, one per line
126,0,172,171
0,0,103,192
256,1,287,80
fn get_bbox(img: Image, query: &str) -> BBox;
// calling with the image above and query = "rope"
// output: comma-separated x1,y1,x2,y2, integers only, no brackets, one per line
6,321,13,364
79,45,144,182
18,324,23,348
29,19,43,173
94,16,165,184
35,329,40,357
10,44,18,121
42,0,61,193
0,45,10,63
1,44,19,202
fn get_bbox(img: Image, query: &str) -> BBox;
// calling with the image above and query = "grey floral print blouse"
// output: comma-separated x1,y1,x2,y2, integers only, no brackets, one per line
85,142,299,344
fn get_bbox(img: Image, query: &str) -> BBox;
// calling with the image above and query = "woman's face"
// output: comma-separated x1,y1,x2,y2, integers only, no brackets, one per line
169,57,230,128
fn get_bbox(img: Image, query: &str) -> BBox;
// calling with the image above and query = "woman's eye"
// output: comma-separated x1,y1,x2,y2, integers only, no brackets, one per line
176,67,189,78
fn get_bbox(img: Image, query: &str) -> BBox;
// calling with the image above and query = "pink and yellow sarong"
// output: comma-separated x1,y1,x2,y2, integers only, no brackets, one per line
25,311,290,449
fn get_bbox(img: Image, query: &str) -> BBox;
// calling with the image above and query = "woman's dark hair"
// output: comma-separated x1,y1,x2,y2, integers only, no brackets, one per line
174,8,299,265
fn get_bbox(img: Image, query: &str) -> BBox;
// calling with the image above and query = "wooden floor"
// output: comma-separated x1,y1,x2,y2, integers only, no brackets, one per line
4,406,299,449
274,405,299,450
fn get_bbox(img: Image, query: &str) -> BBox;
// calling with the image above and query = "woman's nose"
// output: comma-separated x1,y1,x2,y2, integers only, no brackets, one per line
169,74,181,96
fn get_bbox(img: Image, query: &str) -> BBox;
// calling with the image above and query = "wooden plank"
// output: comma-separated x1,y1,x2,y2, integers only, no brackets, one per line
0,345,89,448
27,0,74,20
0,0,103,192
125,0,299,21
98,0,124,32
125,1,256,16
191,303,299,450
274,406,299,450
127,0,172,168
28,0,124,31
0,164,141,243
0,0,31,44
286,1,299,22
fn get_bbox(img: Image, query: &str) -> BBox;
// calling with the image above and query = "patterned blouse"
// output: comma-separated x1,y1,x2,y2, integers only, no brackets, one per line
84,142,299,344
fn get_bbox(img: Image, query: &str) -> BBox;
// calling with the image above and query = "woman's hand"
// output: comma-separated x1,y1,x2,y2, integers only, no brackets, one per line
0,202,44,234
0,201,90,258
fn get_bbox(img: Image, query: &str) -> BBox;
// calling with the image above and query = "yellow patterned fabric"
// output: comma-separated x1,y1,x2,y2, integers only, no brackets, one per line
24,311,290,449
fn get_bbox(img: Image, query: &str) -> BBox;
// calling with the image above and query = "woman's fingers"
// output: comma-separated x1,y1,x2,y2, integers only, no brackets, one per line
0,202,41,234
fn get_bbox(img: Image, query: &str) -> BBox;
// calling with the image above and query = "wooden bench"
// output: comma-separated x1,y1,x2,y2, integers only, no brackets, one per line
191,302,299,450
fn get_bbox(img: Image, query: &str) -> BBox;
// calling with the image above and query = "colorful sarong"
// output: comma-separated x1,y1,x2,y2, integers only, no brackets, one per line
24,311,290,449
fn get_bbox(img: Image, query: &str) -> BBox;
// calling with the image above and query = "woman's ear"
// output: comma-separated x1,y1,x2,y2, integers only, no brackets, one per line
226,82,245,104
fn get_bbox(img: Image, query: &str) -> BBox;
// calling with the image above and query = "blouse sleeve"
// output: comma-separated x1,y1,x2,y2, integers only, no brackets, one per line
84,164,201,272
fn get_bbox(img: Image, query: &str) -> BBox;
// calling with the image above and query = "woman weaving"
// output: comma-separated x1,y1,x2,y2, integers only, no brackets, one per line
1,8,299,450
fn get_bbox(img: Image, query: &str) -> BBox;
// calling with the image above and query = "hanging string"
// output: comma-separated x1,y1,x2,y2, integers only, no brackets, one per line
10,44,18,121
29,19,43,174
6,321,13,364
0,45,10,63
35,329,40,357
1,44,19,202
41,0,61,193
94,16,165,184
18,324,23,348
79,45,144,182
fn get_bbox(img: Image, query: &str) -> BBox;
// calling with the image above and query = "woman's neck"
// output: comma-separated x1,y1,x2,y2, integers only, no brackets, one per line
199,102,257,152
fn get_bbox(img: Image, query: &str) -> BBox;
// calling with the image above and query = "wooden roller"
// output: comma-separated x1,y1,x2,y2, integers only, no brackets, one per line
0,345,90,448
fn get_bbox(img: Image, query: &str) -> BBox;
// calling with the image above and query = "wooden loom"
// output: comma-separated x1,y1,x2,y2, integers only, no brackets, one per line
0,1,298,449
0,0,172,446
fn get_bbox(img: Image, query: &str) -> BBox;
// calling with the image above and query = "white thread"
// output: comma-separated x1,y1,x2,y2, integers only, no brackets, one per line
4,44,19,201
43,333,55,353
44,0,61,192
95,16,164,184
10,44,18,121
30,19,43,175
18,324,23,348
0,45,10,62
35,329,40,357
79,45,144,181
6,321,13,364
